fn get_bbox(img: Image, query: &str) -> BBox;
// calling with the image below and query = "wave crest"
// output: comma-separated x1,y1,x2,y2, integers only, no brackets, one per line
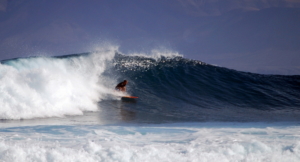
0,50,115,119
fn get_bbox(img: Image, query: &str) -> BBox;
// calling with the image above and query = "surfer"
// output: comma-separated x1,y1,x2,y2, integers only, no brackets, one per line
115,80,128,92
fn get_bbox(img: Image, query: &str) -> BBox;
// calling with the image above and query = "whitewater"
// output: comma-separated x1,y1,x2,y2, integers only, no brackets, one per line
0,46,300,162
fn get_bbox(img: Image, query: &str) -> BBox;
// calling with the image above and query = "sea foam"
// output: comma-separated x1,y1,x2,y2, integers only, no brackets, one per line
0,123,300,162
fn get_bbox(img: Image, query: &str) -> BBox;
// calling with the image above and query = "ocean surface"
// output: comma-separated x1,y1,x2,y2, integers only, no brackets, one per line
0,48,300,161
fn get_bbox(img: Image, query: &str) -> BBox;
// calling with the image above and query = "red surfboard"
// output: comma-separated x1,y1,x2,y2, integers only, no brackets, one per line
122,96,138,99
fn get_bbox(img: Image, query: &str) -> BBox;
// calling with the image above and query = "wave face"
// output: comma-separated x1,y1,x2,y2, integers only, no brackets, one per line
112,53,300,122
0,50,300,121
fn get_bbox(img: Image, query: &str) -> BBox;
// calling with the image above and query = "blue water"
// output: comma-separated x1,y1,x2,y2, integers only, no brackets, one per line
0,49,299,161
109,53,300,123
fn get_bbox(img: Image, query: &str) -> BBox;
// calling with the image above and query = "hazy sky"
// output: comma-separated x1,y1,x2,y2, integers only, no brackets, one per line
0,0,300,75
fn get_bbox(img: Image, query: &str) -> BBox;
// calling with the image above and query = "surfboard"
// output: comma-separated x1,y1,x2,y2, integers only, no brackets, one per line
121,96,138,102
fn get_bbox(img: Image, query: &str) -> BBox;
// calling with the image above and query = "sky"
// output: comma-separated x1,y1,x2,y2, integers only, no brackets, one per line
0,0,300,75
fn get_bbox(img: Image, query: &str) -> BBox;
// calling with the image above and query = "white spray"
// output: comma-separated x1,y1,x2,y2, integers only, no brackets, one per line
0,47,117,119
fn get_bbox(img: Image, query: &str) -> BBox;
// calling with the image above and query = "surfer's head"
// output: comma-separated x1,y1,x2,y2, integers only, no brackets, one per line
123,80,128,85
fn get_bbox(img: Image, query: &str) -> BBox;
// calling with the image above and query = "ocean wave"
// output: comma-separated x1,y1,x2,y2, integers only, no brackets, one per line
0,49,299,121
